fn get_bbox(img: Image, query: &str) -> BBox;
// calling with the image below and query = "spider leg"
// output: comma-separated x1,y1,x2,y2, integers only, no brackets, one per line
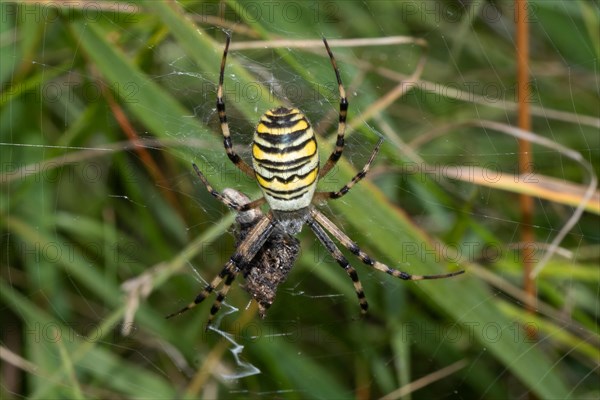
165,261,235,319
217,34,255,179
311,209,465,280
314,137,384,202
319,38,349,178
206,270,239,328
306,215,369,313
166,213,275,321
193,163,265,211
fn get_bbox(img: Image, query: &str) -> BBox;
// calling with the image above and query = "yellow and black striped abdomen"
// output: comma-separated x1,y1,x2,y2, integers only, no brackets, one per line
252,107,319,211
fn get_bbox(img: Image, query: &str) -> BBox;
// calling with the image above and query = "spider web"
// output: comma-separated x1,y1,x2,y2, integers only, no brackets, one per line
1,1,598,399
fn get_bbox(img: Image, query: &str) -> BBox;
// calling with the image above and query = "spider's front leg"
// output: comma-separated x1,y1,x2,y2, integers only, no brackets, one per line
311,209,464,280
306,215,369,313
166,200,275,327
165,261,236,320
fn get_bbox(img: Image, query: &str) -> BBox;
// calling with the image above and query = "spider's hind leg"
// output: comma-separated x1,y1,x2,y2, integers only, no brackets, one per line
216,34,255,178
319,38,349,178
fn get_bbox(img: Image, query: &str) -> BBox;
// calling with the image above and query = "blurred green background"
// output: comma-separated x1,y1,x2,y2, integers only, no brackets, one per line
1,1,598,399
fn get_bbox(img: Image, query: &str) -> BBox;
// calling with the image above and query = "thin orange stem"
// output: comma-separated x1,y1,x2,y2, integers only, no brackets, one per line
516,0,537,336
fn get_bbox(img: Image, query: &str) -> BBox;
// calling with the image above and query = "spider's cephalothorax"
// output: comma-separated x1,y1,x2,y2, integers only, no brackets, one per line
224,188,300,318
166,35,464,326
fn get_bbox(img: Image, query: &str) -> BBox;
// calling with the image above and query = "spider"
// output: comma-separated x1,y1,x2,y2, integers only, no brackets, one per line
167,34,464,325
222,188,300,318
